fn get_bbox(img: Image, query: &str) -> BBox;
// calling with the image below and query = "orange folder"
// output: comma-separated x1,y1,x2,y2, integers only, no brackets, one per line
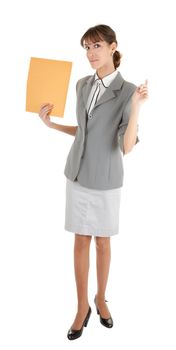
26,57,72,117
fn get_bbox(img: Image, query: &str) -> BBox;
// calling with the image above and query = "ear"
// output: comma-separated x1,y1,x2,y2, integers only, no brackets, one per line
111,42,117,51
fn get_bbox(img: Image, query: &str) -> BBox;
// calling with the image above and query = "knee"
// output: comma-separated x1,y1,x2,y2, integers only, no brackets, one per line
75,234,92,250
95,237,110,253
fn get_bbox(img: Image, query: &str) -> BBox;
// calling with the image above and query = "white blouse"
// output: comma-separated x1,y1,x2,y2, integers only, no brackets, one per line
86,69,119,117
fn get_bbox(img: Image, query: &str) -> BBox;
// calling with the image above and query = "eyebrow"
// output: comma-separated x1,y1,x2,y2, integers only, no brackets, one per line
84,41,101,46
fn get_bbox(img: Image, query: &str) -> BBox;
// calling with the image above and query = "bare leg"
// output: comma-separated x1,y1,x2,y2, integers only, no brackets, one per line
71,233,92,330
95,236,111,318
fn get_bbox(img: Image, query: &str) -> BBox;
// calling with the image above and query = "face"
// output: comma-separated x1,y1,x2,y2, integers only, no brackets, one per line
83,38,117,70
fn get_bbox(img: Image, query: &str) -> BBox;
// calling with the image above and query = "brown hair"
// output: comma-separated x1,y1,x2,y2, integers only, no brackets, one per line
80,24,121,69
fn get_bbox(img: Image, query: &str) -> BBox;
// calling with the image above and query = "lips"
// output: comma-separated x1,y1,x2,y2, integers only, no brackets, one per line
90,60,98,63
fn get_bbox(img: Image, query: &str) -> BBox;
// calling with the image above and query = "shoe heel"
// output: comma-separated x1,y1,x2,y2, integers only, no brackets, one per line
94,296,100,315
84,318,89,327
84,308,91,327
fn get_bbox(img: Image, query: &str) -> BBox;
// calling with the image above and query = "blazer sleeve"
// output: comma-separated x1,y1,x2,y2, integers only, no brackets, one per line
76,79,81,94
117,95,139,154
76,75,92,94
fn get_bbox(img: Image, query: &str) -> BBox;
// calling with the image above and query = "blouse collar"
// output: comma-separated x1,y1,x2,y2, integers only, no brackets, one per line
94,69,119,88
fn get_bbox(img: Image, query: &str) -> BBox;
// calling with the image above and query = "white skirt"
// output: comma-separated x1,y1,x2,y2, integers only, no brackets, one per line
64,178,121,237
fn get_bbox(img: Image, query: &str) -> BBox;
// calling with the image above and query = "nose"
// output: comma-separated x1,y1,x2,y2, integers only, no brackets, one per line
87,48,94,58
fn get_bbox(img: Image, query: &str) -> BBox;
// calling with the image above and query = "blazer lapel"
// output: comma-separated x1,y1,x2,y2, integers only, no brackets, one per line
94,71,124,109
82,75,95,107
80,71,125,119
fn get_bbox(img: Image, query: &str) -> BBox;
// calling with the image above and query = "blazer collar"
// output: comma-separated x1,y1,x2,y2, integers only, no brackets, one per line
82,71,124,109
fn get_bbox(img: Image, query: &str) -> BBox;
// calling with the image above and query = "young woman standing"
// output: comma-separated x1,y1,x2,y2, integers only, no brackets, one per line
39,24,148,340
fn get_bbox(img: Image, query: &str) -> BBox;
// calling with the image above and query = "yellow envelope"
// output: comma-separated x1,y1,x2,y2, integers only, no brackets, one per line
26,57,72,117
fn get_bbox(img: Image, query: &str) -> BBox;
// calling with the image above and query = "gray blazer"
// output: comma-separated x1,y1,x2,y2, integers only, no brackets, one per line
64,71,138,190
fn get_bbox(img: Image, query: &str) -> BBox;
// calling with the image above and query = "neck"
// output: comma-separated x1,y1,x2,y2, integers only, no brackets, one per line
96,64,116,79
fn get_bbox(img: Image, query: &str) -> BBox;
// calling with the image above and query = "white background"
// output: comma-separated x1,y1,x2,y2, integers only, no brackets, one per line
0,0,176,349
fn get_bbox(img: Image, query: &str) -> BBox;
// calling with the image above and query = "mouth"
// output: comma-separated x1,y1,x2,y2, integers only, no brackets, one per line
90,59,99,63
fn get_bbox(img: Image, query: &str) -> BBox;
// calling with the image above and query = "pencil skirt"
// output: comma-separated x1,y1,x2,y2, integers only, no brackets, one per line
64,178,121,237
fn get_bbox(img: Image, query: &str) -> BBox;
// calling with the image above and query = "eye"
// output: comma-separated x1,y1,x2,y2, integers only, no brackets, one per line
84,45,89,50
94,43,100,48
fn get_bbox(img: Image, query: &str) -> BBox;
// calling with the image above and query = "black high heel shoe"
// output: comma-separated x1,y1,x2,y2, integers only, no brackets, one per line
67,306,92,340
94,296,113,328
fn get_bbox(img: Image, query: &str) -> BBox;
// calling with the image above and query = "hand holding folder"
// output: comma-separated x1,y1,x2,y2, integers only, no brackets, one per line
38,103,55,127
26,57,72,118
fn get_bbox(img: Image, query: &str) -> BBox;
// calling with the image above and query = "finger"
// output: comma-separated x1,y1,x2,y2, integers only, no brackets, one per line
138,85,144,92
40,103,54,110
140,87,148,92
39,105,53,117
141,91,148,95
40,103,50,108
140,90,148,95
42,106,53,113
141,91,149,97
39,106,49,114
139,85,148,92
39,110,50,117
138,80,148,90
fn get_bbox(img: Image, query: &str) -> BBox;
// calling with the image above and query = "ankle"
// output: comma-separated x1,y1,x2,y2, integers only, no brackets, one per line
96,294,105,303
77,301,89,312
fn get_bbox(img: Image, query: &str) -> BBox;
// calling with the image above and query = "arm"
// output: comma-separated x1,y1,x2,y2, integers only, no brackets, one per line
123,104,140,154
38,78,84,137
49,122,78,136
38,103,78,136
121,80,148,155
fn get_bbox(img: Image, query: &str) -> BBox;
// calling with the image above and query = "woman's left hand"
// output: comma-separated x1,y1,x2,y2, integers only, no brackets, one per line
132,79,149,107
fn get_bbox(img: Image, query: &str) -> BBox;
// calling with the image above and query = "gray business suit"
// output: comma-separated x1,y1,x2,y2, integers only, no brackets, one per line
64,71,139,190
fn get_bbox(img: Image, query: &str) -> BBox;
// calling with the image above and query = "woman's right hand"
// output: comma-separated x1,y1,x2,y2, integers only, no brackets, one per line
38,103,54,127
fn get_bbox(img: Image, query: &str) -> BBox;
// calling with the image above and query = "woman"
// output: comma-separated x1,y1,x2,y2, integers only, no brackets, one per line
39,24,148,340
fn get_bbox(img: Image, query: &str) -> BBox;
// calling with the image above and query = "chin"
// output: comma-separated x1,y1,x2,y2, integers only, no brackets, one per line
90,62,101,70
